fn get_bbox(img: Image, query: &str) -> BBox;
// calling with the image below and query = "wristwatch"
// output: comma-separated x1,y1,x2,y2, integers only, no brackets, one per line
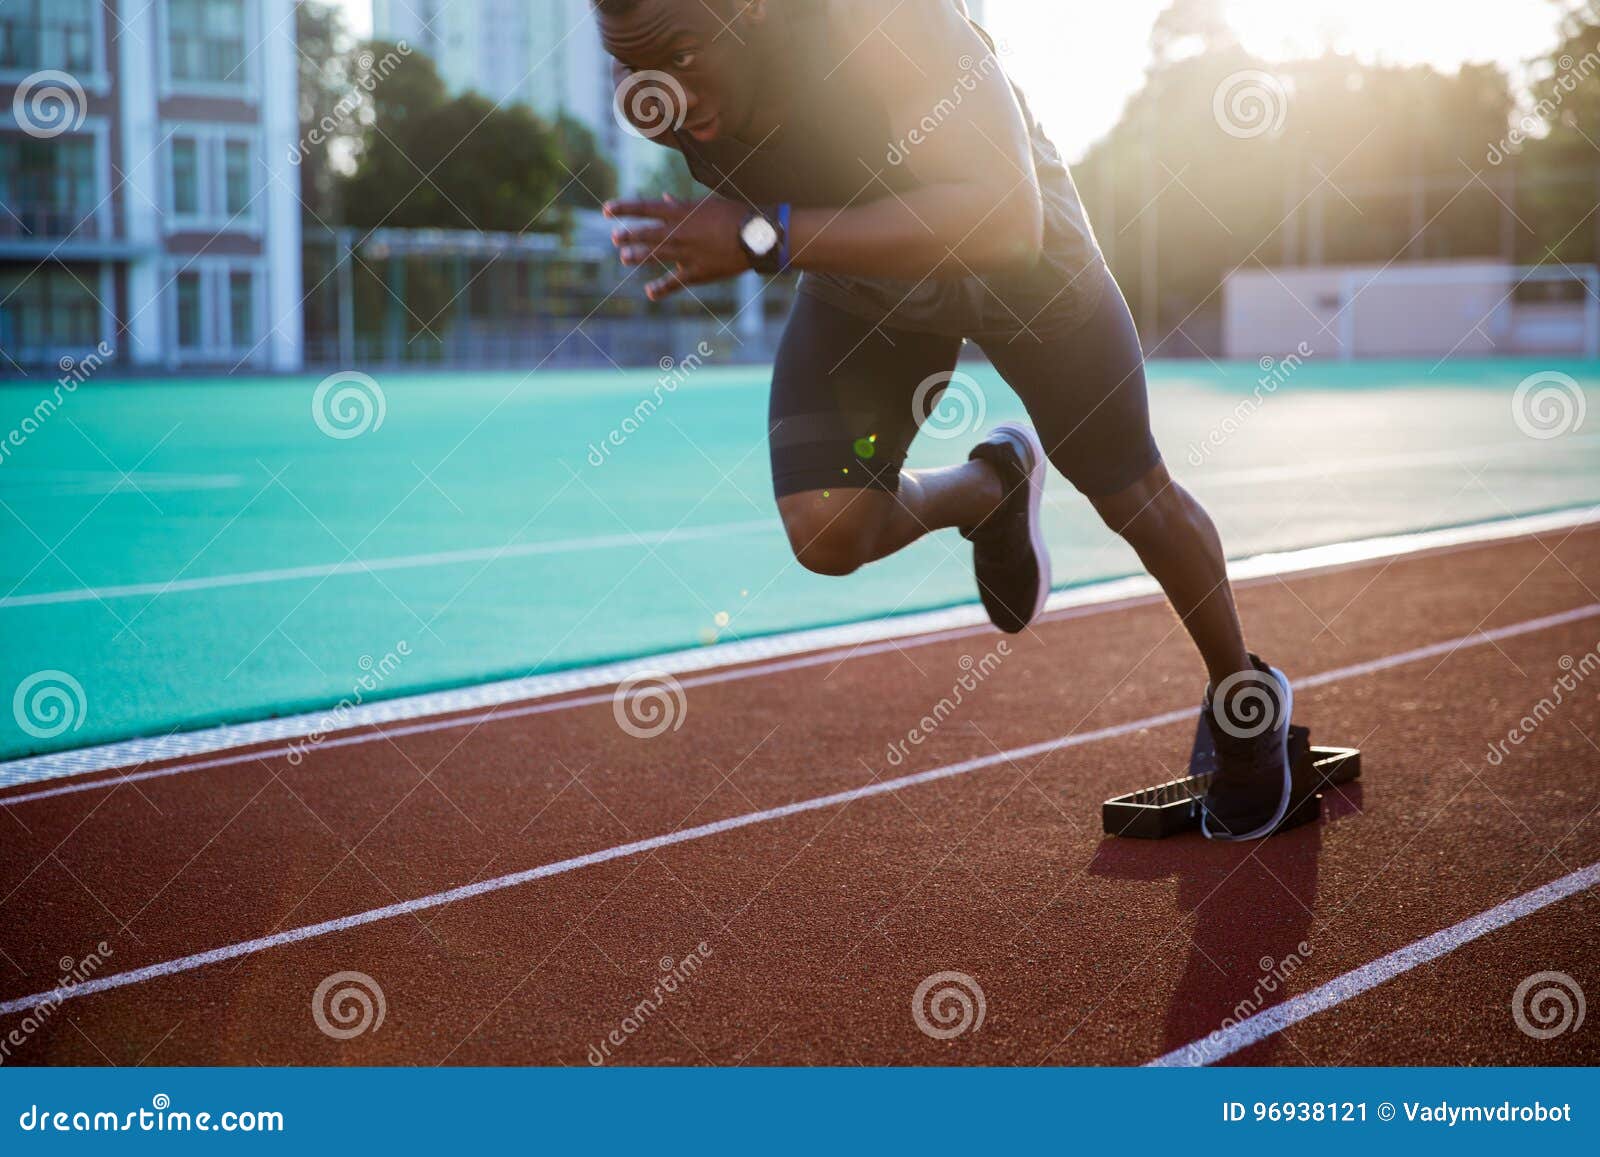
738,204,790,274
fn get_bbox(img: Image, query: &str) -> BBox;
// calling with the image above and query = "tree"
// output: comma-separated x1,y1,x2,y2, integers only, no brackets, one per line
1517,2,1600,263
551,113,619,209
294,1,353,225
338,46,567,233
1149,0,1236,66
1071,6,1523,341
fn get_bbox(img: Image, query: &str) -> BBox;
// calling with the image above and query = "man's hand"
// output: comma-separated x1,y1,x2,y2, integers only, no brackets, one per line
604,195,752,302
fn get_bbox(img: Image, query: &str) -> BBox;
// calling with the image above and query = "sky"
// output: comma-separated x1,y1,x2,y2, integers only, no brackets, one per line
331,0,1570,161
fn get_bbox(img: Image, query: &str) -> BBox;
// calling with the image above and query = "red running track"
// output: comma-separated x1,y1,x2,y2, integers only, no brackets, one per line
1,522,1598,1066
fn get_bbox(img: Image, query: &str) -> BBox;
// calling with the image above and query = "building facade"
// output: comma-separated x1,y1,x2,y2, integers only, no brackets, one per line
372,0,674,194
0,0,302,372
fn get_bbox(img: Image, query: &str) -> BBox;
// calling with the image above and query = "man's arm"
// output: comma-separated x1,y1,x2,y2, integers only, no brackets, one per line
785,0,1044,278
607,0,1044,299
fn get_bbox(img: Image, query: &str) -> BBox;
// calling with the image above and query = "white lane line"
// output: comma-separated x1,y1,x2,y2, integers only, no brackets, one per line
4,504,1596,791
0,603,1594,1017
4,597,1596,812
0,519,775,609
1148,861,1600,1067
0,623,1009,806
1184,435,1600,489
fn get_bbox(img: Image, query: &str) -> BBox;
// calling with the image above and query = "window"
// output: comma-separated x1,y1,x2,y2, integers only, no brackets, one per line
223,139,249,216
176,271,202,348
228,270,253,347
0,266,102,353
0,0,96,74
171,137,199,216
165,131,256,227
164,264,264,360
167,0,247,86
0,134,98,238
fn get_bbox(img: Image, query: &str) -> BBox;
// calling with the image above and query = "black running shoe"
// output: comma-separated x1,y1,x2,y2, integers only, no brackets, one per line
963,423,1052,634
1201,654,1295,841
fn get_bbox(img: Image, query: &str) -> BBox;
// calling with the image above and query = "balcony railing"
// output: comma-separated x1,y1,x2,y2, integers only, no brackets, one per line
0,200,105,243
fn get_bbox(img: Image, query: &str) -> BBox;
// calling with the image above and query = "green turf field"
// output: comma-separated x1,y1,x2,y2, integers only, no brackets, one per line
2,357,1596,760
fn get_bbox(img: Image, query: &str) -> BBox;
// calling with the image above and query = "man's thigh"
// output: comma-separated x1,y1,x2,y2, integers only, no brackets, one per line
768,291,965,502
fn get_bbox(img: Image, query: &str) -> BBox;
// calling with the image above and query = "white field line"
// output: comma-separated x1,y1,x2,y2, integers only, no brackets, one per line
0,601,1595,1017
0,470,247,496
0,518,775,609
1149,860,1600,1067
2,505,1596,793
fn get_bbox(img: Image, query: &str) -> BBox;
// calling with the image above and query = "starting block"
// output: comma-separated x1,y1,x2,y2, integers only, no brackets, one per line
1102,721,1361,839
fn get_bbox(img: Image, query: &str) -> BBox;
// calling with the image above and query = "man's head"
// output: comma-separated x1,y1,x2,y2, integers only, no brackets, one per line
594,0,769,144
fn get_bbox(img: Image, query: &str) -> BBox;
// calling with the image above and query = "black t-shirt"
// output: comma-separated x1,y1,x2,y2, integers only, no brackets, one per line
673,3,1106,339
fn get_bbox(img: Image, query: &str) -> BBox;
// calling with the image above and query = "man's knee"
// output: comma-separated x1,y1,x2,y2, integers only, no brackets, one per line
1091,462,1185,543
778,492,880,577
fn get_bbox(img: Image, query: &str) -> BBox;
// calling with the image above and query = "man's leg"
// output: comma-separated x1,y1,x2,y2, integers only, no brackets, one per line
979,270,1252,685
767,291,989,576
983,266,1293,838
1087,461,1250,686
777,461,1003,576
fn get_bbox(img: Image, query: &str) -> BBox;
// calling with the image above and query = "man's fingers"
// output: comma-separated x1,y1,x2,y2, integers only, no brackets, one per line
610,225,670,248
618,235,687,266
603,198,681,221
645,264,717,301
645,267,687,301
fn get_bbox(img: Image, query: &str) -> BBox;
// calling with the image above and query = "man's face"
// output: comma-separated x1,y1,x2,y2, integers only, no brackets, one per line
598,0,764,144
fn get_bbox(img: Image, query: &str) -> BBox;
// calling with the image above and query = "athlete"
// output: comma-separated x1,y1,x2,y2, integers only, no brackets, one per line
594,0,1296,841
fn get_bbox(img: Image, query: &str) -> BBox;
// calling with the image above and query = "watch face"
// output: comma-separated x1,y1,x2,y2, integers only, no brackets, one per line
741,215,779,256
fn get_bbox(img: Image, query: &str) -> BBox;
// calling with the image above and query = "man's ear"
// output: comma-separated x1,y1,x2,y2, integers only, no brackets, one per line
738,0,768,28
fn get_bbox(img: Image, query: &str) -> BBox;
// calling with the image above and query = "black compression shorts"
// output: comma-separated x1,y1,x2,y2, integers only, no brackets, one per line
767,263,1162,501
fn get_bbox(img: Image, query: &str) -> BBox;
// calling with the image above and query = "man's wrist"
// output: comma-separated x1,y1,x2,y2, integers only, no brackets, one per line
739,204,791,274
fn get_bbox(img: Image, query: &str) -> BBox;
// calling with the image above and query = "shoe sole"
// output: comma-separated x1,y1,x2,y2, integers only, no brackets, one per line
989,422,1053,628
1200,664,1295,842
